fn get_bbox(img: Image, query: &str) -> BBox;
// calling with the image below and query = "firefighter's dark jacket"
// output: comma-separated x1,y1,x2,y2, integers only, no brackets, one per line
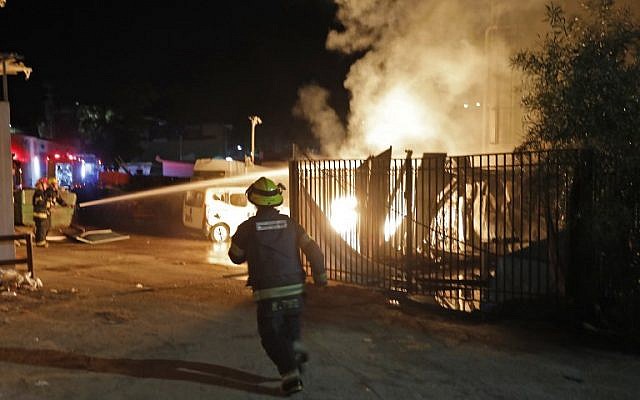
228,207,326,301
32,187,49,219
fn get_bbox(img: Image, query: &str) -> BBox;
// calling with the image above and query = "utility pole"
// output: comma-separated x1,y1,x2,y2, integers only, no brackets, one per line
248,115,262,164
0,0,9,264
0,53,32,261
0,101,13,261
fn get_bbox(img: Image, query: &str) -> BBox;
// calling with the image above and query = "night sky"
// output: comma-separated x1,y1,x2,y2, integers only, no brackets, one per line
1,0,353,152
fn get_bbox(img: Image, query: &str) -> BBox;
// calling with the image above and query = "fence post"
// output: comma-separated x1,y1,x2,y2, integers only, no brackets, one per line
567,151,594,312
26,233,34,278
404,150,414,291
0,233,35,278
289,160,299,224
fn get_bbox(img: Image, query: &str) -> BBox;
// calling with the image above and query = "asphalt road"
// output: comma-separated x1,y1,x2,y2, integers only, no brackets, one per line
1,230,639,399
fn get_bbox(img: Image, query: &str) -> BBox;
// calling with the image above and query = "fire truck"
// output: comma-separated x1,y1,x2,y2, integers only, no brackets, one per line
46,152,101,189
11,133,101,228
10,133,101,189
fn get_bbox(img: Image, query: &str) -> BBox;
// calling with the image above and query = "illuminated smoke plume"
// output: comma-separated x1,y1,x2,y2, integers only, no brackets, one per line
293,85,346,156
294,0,550,158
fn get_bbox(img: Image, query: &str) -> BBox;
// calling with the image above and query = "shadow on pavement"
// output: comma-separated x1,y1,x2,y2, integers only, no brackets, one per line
0,347,283,397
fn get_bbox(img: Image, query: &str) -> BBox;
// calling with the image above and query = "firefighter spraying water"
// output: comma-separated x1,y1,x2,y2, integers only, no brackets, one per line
78,167,289,208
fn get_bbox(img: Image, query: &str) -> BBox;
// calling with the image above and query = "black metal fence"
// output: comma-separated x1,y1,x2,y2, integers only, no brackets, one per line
0,233,35,278
289,150,575,312
568,154,640,332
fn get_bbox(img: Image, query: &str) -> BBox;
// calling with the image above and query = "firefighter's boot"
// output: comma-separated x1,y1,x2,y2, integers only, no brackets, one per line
281,370,303,396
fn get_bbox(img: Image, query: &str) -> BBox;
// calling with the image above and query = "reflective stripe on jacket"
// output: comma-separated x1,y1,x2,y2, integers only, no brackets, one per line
228,207,325,301
253,283,304,301
32,188,50,218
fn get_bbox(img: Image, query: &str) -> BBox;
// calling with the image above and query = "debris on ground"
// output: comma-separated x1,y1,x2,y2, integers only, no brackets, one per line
0,268,43,294
63,225,130,244
46,229,69,242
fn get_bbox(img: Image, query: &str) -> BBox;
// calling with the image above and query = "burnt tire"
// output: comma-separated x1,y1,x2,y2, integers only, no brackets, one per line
209,223,230,242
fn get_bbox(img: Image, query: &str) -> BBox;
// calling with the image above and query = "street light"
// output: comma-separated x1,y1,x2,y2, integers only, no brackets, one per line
248,115,262,164
0,53,32,101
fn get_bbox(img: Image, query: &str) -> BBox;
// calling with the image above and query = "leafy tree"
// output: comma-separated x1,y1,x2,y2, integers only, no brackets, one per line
76,104,114,144
512,0,639,334
513,0,640,160
76,104,142,162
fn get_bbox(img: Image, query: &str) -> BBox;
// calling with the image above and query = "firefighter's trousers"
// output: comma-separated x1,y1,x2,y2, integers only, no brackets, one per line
256,295,303,375
34,217,49,244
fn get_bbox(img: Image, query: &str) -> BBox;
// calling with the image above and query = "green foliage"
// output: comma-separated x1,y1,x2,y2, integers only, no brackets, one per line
76,104,113,143
513,1,640,333
513,1,640,170
75,104,142,162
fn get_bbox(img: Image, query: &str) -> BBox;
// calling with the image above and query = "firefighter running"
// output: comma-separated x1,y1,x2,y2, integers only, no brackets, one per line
228,177,327,396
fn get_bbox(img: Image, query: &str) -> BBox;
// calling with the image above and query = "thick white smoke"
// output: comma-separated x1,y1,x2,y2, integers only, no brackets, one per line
294,0,551,158
292,85,346,156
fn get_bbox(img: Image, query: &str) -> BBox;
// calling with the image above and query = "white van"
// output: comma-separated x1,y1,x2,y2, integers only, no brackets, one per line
182,158,289,242
183,186,256,242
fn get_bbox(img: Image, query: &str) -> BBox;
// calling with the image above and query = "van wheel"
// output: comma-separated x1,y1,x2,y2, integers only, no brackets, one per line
209,223,230,242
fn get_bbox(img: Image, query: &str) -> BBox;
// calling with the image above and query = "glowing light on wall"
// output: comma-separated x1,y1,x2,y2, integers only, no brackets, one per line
32,155,41,187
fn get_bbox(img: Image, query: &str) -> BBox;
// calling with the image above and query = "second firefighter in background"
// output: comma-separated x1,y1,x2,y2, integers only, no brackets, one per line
32,178,50,247
32,177,68,247
228,177,327,396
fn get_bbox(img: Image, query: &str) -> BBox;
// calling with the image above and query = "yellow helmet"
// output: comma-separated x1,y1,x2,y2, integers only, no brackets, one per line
48,177,58,185
246,177,285,206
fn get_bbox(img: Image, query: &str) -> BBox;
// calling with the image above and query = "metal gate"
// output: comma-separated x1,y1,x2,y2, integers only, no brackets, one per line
289,150,571,312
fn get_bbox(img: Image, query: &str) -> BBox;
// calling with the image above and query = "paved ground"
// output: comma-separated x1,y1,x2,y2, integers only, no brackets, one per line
1,232,639,399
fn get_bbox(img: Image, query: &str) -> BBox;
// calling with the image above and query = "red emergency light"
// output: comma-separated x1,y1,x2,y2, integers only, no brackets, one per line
10,147,22,161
